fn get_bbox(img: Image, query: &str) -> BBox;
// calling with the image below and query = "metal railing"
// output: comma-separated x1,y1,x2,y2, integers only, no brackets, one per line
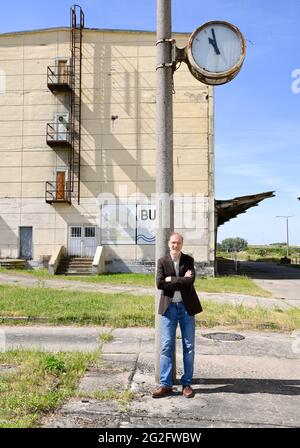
47,66,72,88
45,181,71,203
46,122,72,146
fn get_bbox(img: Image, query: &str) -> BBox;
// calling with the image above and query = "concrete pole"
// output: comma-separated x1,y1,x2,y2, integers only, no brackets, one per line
276,215,293,258
286,218,290,258
155,0,174,383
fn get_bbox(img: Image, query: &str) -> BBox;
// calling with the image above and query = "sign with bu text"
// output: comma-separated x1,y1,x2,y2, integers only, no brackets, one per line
136,205,156,245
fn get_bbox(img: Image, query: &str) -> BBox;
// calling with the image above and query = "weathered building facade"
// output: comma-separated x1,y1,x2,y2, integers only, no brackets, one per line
0,22,215,274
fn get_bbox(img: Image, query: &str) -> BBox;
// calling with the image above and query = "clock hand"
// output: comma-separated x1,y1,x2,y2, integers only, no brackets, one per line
211,29,221,54
208,28,221,55
208,36,220,54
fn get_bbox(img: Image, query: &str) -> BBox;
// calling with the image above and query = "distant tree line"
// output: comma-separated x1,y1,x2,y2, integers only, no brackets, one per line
217,237,248,252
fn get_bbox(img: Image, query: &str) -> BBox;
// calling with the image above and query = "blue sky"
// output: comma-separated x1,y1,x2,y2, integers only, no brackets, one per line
1,0,299,245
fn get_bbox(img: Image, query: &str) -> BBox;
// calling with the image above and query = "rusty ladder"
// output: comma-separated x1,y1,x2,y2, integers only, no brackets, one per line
69,5,84,204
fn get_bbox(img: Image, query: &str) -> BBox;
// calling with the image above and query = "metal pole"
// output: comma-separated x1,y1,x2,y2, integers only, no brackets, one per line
286,217,289,257
155,0,174,383
276,215,293,258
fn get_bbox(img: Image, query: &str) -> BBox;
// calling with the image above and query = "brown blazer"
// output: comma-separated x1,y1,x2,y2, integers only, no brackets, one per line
156,252,202,316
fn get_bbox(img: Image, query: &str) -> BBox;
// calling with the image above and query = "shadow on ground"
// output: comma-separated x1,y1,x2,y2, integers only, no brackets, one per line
185,378,300,396
217,258,300,280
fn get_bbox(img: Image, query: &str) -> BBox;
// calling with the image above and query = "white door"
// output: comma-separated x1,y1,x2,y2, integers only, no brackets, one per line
54,112,69,141
68,225,97,257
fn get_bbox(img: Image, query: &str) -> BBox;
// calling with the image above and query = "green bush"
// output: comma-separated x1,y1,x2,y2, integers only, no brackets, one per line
43,355,66,373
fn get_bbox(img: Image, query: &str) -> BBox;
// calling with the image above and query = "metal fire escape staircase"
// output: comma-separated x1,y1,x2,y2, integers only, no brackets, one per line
69,5,84,204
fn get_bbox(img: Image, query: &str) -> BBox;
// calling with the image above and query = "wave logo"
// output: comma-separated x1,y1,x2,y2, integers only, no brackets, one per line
137,234,155,243
0,69,6,94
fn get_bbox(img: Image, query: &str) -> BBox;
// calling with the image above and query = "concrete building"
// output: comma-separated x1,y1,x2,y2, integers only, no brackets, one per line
0,10,215,274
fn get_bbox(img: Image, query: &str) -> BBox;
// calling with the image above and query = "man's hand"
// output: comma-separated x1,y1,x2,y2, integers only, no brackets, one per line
165,276,171,282
184,270,192,277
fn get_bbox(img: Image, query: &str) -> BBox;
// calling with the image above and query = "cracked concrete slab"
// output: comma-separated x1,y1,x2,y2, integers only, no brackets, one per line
120,416,281,428
197,330,299,359
1,326,109,352
43,399,122,428
102,340,154,355
1,324,298,428
101,353,137,369
112,328,155,339
79,367,130,394
130,351,300,428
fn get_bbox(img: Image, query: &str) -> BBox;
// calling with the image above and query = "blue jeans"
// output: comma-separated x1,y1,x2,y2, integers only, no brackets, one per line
160,302,195,388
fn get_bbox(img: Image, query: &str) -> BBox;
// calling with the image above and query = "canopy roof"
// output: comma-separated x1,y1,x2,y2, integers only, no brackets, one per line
215,191,275,227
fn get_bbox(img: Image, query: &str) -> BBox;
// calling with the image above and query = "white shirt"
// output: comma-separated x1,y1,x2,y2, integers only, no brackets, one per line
171,256,182,303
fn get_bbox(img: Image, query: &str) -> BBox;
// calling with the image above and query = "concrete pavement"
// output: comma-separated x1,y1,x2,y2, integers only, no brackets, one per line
2,325,298,428
1,325,105,352
238,261,300,308
44,327,300,428
0,265,299,427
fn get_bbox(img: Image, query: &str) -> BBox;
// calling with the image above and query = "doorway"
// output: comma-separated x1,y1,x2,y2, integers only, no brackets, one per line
57,59,68,83
19,227,33,260
68,225,97,257
56,171,66,200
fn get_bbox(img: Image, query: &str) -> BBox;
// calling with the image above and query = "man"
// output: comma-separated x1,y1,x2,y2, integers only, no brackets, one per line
152,232,202,399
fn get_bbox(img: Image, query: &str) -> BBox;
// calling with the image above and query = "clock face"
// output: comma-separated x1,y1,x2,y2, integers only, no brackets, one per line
186,21,246,85
192,24,242,73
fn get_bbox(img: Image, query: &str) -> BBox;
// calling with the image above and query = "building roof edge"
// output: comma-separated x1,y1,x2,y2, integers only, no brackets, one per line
0,26,190,37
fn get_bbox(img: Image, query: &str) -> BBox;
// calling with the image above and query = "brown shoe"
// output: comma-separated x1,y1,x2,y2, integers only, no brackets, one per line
182,385,194,398
152,386,173,398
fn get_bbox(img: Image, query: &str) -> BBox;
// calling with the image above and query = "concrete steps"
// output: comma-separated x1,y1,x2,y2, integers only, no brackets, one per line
0,259,27,269
56,257,93,275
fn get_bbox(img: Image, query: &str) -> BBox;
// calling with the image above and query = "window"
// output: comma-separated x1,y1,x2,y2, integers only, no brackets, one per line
71,227,81,238
85,227,95,238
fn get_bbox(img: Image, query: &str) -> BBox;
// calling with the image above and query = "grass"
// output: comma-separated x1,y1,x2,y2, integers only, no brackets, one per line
99,332,114,343
0,284,299,331
1,268,155,284
0,284,153,327
0,268,50,277
0,268,271,297
0,350,99,428
196,275,271,297
197,301,300,332
217,244,300,261
93,388,133,405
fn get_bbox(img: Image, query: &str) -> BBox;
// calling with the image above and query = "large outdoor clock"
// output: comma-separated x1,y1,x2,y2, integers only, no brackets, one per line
185,21,246,85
